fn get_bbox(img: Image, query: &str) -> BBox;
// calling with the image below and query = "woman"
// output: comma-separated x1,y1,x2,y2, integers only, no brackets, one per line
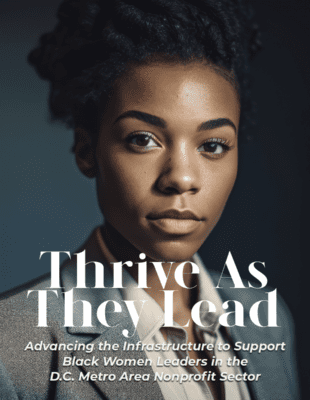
0,0,299,399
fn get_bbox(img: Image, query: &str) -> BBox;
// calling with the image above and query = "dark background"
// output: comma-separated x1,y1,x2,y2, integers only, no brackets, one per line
1,0,309,397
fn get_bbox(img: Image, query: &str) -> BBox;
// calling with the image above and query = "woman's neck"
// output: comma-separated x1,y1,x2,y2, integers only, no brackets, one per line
100,222,198,310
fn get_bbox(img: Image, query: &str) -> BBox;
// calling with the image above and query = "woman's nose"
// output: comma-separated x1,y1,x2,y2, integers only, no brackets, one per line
156,145,201,195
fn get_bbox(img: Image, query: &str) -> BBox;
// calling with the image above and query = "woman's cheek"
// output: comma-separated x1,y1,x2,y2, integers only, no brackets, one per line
99,153,152,208
202,161,237,217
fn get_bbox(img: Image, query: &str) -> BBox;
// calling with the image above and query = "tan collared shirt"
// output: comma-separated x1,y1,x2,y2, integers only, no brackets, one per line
96,227,251,400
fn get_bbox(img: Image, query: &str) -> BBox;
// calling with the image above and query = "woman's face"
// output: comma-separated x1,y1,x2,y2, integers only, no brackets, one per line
95,61,239,261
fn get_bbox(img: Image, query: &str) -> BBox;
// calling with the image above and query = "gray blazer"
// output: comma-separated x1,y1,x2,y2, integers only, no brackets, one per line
0,230,300,399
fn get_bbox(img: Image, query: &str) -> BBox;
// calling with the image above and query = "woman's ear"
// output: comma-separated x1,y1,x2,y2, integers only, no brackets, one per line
74,128,97,178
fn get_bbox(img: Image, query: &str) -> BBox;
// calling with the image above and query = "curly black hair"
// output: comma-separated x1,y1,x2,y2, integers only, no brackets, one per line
28,0,261,146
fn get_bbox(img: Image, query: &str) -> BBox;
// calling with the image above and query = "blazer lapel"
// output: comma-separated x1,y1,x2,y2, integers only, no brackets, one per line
71,330,164,400
212,270,292,400
229,324,267,400
60,231,164,400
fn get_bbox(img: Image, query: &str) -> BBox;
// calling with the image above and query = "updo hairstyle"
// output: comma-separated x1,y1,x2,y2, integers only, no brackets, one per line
28,0,261,147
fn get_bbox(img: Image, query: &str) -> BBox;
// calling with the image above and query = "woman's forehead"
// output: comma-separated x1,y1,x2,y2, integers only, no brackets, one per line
101,61,240,128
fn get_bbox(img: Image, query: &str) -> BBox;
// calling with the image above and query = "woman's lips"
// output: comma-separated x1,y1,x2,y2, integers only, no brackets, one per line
147,209,203,235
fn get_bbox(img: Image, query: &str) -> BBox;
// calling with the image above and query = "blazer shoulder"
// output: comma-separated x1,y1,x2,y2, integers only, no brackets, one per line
0,277,70,400
0,272,53,316
0,273,64,342
208,269,294,339
0,272,51,300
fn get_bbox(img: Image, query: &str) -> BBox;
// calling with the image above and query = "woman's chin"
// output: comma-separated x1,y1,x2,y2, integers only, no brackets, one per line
140,240,202,262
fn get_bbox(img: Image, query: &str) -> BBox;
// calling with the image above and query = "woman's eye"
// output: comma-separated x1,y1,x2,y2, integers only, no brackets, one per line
127,133,159,149
198,141,227,155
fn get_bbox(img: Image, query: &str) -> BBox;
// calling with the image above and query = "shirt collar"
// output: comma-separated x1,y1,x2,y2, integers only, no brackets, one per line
96,227,164,342
192,253,224,333
96,227,223,341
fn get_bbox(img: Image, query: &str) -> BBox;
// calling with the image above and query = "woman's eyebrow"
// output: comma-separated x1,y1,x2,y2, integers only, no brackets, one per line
198,118,237,133
113,110,166,128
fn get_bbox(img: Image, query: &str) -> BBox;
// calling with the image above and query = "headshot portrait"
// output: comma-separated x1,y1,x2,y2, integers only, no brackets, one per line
0,0,309,399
